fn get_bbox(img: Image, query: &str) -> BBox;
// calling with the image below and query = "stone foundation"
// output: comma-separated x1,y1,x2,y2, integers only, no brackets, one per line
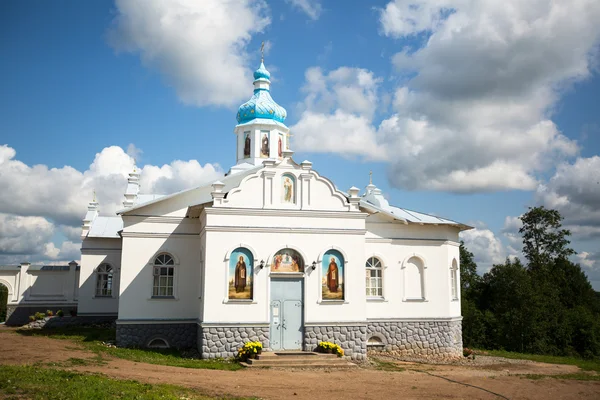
198,325,269,359
116,323,197,349
304,325,367,361
5,304,78,326
366,319,462,358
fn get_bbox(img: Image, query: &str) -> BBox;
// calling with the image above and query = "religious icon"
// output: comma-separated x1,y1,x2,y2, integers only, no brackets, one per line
260,133,269,158
282,174,294,203
229,248,253,300
243,132,251,158
271,248,304,272
278,133,283,158
322,250,344,300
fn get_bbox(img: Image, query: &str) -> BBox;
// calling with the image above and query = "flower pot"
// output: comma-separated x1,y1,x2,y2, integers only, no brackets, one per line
257,348,262,354
248,353,256,359
326,349,333,354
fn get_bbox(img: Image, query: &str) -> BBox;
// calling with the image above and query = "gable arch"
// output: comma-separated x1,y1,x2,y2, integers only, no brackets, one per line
147,251,180,266
366,253,389,268
317,246,349,264
401,253,428,269
266,245,309,268
224,244,259,262
0,279,13,296
310,169,350,208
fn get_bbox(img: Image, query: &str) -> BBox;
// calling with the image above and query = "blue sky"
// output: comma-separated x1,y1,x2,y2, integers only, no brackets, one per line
1,0,599,288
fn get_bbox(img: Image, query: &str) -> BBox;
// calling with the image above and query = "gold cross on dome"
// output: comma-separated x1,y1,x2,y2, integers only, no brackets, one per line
260,41,265,62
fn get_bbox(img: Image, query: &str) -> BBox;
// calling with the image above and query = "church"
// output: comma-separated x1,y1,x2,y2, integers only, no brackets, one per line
78,60,470,360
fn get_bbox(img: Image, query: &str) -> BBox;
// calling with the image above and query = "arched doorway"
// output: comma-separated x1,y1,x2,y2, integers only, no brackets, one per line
0,283,8,323
270,248,305,350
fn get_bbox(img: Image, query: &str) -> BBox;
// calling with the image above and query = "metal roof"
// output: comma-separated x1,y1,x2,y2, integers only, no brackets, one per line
88,216,123,238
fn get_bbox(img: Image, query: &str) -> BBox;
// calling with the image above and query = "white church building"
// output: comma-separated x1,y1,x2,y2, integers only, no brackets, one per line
77,61,469,360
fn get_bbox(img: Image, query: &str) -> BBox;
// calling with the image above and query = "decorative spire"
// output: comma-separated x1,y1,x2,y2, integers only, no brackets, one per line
369,170,373,185
260,41,265,63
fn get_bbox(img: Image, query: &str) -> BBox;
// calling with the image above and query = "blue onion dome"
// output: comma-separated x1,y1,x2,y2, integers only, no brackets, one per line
253,61,271,81
236,62,287,124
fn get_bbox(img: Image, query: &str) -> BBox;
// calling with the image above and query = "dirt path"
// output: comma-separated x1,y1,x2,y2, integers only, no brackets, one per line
1,327,599,400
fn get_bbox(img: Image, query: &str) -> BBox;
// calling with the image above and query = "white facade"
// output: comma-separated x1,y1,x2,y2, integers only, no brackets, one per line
76,61,470,360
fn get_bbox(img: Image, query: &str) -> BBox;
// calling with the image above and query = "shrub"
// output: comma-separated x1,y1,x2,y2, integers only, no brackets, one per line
236,341,263,361
56,310,64,317
318,341,344,357
46,310,54,317
28,315,36,322
34,312,45,320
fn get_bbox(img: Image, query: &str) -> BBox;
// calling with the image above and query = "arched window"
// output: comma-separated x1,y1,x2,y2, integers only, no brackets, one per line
148,338,169,349
365,257,383,298
96,264,113,297
153,254,175,297
450,259,459,300
404,256,425,300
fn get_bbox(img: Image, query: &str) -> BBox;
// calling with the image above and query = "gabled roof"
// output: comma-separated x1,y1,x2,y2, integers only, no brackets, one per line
118,165,264,215
88,216,123,238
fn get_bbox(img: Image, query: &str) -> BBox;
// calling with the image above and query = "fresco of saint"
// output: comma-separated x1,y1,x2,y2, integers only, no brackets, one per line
322,250,344,300
243,132,251,158
271,248,304,272
283,176,294,203
278,134,283,158
229,248,253,300
261,133,269,158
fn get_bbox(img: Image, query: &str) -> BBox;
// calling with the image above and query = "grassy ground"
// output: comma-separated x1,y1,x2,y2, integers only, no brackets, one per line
16,327,242,371
477,349,600,372
0,365,251,400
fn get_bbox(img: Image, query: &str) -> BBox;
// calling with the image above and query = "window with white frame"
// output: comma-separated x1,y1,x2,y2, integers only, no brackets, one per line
365,257,383,297
451,259,459,300
152,254,175,297
96,264,113,297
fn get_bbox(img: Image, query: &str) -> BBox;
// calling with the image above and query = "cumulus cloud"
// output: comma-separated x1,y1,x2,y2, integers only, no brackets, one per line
535,156,600,239
0,144,223,265
460,226,506,273
108,0,270,107
291,67,389,160
286,0,322,20
294,0,599,192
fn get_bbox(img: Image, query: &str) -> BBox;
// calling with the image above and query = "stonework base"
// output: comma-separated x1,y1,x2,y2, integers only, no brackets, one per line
367,319,462,358
5,304,78,326
304,325,367,361
198,325,269,359
116,323,197,349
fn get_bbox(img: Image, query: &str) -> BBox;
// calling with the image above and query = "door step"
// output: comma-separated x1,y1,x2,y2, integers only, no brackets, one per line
242,351,357,368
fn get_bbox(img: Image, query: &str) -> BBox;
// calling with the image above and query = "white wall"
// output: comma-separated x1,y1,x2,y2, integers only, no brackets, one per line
79,237,122,316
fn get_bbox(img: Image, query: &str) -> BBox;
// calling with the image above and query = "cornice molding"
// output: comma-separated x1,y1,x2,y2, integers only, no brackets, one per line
366,237,459,246
204,207,366,219
120,232,199,239
205,226,366,235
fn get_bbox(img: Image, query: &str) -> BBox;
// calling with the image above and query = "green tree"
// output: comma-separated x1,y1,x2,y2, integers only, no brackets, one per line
519,206,575,269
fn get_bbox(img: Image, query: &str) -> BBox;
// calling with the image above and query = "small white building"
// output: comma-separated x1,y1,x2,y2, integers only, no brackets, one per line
78,61,470,360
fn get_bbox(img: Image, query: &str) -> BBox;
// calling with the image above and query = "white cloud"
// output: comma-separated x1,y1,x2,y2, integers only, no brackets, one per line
0,214,54,255
535,156,600,239
0,144,223,265
108,0,270,107
286,0,322,20
293,0,599,192
460,227,506,273
291,67,389,160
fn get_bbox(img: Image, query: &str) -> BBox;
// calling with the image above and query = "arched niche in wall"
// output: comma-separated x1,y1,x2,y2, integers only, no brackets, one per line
403,255,426,301
228,247,254,301
322,249,345,301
